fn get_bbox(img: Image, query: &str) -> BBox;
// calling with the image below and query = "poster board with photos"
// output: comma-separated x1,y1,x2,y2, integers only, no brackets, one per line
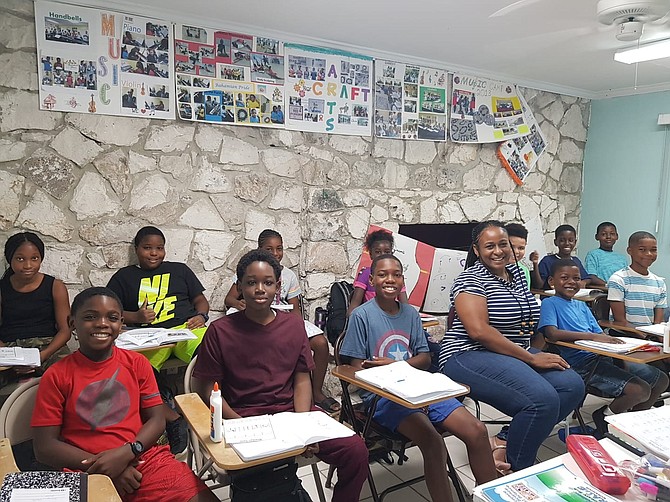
374,60,448,141
284,44,373,136
497,93,547,185
449,74,529,143
174,25,285,126
35,1,174,119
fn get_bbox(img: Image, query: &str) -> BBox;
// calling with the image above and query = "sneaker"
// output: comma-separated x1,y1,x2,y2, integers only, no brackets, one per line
652,399,665,408
166,416,188,455
592,406,609,435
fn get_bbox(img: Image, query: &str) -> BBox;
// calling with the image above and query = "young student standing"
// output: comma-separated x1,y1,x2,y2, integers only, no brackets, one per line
505,223,539,290
193,250,368,502
539,259,668,434
0,232,71,397
107,226,210,453
584,222,628,285
341,254,497,499
223,229,337,413
31,287,216,502
536,224,593,290
607,231,667,329
347,229,408,315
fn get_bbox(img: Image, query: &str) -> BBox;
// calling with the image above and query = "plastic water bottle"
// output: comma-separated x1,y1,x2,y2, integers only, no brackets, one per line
210,382,223,443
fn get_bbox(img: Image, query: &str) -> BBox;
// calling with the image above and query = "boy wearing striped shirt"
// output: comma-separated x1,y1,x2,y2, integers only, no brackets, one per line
607,231,667,329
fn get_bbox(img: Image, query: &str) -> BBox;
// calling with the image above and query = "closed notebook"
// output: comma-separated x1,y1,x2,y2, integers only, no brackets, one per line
0,347,41,367
0,472,87,502
228,411,354,462
355,360,468,405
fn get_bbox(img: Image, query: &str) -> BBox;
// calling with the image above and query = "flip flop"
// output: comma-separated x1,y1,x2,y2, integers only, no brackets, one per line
490,436,512,475
315,396,341,414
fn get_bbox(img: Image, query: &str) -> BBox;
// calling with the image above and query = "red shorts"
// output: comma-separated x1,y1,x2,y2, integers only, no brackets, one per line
124,445,209,502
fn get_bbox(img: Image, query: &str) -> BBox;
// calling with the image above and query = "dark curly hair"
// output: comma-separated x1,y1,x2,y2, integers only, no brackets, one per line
236,249,282,282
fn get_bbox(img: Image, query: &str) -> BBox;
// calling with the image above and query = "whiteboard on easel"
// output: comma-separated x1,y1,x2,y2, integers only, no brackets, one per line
423,248,467,314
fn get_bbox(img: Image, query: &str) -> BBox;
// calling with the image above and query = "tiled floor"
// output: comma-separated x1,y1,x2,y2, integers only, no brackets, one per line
204,393,655,501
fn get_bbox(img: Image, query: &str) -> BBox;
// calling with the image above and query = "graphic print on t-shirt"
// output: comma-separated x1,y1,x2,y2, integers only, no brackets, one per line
138,273,177,324
76,368,130,430
375,330,412,361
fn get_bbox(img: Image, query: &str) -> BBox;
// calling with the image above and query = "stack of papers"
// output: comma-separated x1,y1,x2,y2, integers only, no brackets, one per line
0,347,41,367
355,360,468,405
574,336,661,354
115,328,197,350
606,406,670,461
227,411,355,461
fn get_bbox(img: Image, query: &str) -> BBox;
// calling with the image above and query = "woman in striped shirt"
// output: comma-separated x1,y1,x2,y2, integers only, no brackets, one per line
439,221,584,472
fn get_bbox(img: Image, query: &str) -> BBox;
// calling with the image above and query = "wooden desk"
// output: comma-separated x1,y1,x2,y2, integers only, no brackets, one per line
0,438,120,501
331,364,469,409
174,393,305,471
553,340,670,364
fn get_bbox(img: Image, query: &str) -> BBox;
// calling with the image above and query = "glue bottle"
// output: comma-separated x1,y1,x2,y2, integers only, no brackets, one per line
210,382,223,443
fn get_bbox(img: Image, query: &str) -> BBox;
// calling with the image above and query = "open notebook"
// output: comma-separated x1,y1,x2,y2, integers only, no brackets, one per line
574,336,662,354
227,411,355,462
606,406,670,461
115,328,197,350
355,360,468,405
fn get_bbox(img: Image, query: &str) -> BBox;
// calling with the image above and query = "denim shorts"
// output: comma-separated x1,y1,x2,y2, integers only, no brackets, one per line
575,357,663,398
370,396,463,432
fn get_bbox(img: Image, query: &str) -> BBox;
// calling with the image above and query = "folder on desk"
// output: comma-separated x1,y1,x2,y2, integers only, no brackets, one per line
115,328,197,349
355,360,467,405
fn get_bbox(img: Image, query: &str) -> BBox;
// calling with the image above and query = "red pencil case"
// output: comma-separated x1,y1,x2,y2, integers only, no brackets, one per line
566,434,631,495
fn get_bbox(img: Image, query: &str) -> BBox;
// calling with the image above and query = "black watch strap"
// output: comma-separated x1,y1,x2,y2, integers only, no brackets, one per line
197,312,209,323
129,440,144,457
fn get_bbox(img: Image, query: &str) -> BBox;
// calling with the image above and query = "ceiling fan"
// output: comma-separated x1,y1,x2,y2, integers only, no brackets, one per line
490,0,670,43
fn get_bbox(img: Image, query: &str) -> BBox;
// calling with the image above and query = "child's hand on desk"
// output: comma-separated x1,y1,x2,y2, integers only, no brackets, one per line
362,356,395,368
82,445,135,479
114,463,143,496
592,334,624,344
137,298,156,324
302,443,320,458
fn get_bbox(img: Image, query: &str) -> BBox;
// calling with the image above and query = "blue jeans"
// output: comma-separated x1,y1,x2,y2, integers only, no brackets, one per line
442,348,585,471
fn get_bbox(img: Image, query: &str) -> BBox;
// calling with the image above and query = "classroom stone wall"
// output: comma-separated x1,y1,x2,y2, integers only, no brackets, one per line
0,0,589,322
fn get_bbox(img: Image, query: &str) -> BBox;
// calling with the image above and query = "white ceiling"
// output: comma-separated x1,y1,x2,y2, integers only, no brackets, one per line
55,0,670,98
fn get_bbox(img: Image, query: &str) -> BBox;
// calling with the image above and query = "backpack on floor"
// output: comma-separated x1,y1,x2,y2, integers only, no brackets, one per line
230,459,312,502
325,280,354,346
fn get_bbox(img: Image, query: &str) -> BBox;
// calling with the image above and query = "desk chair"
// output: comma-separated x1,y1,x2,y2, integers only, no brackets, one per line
330,332,468,502
0,377,41,471
182,356,327,501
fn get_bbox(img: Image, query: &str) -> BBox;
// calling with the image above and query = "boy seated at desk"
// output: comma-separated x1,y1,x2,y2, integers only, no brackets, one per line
31,287,216,502
607,231,667,331
192,250,368,502
536,224,595,290
538,259,668,434
584,222,628,285
340,253,498,500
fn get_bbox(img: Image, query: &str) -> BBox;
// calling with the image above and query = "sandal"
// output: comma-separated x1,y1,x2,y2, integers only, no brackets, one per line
315,396,341,414
490,436,513,476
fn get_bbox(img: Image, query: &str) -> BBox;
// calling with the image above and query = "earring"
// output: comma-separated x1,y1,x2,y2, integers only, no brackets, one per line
72,329,78,341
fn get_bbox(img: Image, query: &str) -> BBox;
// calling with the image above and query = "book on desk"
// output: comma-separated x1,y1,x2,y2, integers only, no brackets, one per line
605,406,670,461
574,337,662,354
354,360,468,405
226,411,355,462
478,464,619,502
0,347,40,367
0,471,87,502
115,328,197,350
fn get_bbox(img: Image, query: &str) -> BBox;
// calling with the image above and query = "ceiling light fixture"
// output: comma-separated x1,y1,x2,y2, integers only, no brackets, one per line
614,39,670,64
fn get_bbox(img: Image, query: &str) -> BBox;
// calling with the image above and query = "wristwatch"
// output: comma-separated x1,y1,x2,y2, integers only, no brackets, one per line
197,312,210,323
128,440,144,457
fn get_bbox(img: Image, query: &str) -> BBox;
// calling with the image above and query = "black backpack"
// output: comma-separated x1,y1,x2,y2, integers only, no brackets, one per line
324,280,354,346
